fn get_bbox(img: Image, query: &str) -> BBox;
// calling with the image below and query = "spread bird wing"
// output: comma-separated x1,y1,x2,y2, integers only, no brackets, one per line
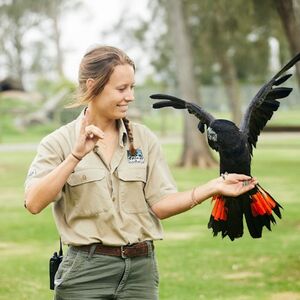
150,94,215,133
240,52,300,155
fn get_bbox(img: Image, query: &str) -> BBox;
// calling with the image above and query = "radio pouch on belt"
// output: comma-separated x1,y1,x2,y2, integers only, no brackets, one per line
49,238,63,290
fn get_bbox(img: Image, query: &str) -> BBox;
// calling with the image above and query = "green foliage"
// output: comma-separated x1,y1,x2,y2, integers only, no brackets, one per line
35,78,76,98
134,0,290,87
0,135,300,299
0,0,53,85
0,0,81,87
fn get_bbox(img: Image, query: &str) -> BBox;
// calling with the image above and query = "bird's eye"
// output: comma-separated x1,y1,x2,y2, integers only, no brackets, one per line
207,127,217,142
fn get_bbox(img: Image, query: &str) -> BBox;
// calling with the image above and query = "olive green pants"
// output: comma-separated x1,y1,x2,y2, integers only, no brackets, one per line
54,241,159,300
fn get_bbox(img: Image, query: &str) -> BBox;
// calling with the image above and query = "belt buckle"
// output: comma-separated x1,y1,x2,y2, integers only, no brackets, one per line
120,246,127,258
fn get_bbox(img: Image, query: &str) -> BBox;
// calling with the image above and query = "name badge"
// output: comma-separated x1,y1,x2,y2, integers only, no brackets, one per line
127,148,144,164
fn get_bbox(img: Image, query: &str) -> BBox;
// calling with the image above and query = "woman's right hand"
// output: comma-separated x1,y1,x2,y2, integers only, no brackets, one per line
72,109,104,159
212,173,257,197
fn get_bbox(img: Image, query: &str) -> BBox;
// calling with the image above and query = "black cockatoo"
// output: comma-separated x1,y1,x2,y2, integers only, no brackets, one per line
150,53,300,241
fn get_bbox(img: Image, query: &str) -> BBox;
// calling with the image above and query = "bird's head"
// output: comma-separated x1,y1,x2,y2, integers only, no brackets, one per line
207,119,241,151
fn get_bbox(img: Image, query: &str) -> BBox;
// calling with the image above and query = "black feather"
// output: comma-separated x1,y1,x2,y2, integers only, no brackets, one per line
240,52,300,154
273,74,293,86
153,101,185,109
198,122,205,133
266,87,292,100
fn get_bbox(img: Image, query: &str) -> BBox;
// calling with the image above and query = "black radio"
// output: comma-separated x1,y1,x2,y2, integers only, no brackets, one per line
49,239,63,290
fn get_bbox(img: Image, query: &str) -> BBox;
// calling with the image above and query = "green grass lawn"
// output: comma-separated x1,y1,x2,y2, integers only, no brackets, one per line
0,134,300,300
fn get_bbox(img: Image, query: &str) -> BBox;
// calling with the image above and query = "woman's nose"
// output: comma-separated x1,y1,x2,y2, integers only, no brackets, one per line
125,90,134,102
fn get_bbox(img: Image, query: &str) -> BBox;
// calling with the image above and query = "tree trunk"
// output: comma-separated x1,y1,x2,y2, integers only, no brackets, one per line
209,5,242,125
275,0,300,88
53,15,64,78
165,0,216,168
218,53,242,125
50,0,64,78
13,22,25,89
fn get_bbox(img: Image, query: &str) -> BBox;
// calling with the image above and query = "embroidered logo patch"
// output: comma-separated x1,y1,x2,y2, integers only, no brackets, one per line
127,148,144,164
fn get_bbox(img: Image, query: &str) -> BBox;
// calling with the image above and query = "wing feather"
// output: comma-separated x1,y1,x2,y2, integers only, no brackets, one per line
240,53,300,154
150,94,215,132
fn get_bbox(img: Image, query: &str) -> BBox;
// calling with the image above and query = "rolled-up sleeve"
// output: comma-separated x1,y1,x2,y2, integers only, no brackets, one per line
144,131,178,207
24,134,64,201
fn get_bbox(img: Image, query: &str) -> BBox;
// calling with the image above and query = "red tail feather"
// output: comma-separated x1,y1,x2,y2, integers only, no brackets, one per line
250,187,276,217
211,195,228,221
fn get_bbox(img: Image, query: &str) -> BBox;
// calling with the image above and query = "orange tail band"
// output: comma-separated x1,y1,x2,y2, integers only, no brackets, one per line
211,195,228,221
250,188,276,217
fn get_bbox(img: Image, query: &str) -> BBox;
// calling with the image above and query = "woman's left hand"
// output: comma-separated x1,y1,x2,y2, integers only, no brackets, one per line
213,173,258,197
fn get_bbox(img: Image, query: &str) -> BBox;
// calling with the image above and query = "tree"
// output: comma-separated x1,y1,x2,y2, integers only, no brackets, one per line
0,0,43,88
46,0,65,78
185,0,279,124
164,0,217,167
203,1,244,124
0,0,81,88
274,0,300,87
40,0,82,79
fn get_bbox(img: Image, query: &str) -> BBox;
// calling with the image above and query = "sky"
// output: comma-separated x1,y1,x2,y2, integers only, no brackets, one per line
61,0,150,82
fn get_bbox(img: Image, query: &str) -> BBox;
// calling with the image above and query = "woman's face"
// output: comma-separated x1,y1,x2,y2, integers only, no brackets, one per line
92,64,135,120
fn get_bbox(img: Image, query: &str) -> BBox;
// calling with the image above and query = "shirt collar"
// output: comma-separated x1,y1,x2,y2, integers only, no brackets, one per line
117,119,128,148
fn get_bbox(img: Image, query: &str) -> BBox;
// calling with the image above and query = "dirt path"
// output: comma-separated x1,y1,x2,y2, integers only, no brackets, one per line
0,143,38,152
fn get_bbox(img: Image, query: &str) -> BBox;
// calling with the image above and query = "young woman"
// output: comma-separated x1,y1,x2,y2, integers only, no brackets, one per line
24,45,256,300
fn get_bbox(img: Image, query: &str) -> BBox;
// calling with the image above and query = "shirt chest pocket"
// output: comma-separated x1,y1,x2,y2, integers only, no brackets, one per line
65,169,111,219
117,167,148,214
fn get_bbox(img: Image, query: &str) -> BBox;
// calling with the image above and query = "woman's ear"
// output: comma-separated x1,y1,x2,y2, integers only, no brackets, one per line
86,78,95,90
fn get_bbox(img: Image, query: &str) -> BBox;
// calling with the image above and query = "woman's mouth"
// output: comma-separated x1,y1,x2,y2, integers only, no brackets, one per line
117,104,128,112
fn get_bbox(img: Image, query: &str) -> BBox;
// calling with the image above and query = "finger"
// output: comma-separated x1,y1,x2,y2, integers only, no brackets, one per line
224,173,249,184
232,173,252,181
80,114,88,135
80,108,94,134
241,181,256,191
242,180,250,187
250,178,258,185
242,178,258,186
85,108,92,126
85,125,105,139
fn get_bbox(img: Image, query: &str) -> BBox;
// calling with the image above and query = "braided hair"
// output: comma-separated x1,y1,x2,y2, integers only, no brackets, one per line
122,117,136,155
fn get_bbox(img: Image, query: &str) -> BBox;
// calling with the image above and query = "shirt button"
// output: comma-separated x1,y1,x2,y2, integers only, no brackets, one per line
82,175,87,180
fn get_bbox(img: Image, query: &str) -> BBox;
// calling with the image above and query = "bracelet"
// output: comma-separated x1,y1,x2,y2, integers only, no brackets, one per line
190,187,198,208
71,152,82,161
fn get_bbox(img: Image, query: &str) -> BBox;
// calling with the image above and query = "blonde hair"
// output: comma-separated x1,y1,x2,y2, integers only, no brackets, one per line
71,45,136,154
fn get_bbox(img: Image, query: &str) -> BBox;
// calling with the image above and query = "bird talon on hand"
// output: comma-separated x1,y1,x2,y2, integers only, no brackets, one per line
221,172,228,180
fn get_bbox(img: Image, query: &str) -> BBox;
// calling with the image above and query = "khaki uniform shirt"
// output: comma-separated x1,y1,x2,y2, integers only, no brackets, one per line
25,111,177,246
